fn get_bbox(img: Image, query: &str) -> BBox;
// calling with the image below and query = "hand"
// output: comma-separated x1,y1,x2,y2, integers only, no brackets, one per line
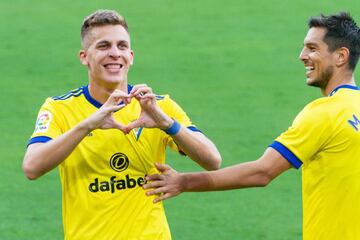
124,84,173,132
143,162,184,203
82,90,131,132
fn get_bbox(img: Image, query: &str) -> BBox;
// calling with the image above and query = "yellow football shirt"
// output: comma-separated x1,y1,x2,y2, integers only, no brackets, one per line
29,85,199,240
270,85,360,240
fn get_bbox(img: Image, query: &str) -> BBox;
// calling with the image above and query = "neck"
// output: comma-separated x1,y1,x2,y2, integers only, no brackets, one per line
322,71,356,96
88,80,128,104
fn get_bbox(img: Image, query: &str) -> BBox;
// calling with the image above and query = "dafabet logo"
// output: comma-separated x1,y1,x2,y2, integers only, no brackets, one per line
88,153,146,194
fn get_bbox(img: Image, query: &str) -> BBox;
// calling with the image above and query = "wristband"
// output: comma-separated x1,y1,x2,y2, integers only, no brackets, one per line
164,120,181,135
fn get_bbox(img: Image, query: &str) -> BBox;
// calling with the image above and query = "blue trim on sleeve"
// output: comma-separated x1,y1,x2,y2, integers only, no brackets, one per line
187,126,202,133
27,136,52,146
269,141,303,169
82,85,134,109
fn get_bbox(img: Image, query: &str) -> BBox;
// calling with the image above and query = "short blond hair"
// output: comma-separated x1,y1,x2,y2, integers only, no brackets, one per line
81,10,129,47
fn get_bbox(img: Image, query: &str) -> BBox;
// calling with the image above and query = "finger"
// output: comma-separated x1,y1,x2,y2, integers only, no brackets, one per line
130,84,147,95
145,174,163,182
131,86,152,97
113,122,126,132
138,93,156,101
143,180,165,190
153,192,173,203
155,162,172,172
108,104,125,112
146,186,168,196
124,119,143,132
103,91,130,107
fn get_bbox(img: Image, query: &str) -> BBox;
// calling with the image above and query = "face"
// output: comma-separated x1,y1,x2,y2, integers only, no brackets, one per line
299,27,336,89
80,25,134,87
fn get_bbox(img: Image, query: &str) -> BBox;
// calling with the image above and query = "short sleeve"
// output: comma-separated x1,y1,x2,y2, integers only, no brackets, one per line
28,98,64,146
270,102,332,168
157,95,201,153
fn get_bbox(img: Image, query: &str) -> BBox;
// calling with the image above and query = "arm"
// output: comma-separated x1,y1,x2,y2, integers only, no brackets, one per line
168,127,221,170
144,147,292,202
23,90,131,180
125,84,222,170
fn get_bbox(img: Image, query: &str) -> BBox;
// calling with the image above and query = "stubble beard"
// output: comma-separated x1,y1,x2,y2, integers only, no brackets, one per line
308,66,334,89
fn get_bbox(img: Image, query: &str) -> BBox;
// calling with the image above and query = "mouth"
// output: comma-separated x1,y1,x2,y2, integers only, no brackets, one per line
103,63,124,71
305,66,315,76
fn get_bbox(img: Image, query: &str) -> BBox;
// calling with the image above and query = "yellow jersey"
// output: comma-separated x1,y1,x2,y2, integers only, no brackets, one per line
29,85,199,240
270,85,360,240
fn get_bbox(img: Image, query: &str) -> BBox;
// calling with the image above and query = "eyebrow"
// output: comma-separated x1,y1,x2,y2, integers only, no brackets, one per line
304,42,319,47
96,40,110,45
95,40,129,46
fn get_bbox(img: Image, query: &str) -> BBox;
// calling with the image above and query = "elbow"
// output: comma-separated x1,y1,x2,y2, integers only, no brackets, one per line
22,159,41,180
256,172,274,187
205,154,222,171
257,176,272,187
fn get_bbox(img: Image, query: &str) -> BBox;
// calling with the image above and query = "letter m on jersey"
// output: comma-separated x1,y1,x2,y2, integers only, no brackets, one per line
348,114,360,131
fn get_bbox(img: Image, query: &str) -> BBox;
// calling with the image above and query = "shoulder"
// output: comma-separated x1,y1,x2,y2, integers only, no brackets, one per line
51,86,84,101
294,97,332,126
40,86,85,111
301,94,346,119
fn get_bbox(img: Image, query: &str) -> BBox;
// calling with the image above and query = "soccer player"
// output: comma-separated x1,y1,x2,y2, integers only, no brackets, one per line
144,12,360,240
22,10,221,239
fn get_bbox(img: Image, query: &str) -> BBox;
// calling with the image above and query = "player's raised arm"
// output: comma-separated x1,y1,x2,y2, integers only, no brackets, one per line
22,90,129,180
144,147,291,203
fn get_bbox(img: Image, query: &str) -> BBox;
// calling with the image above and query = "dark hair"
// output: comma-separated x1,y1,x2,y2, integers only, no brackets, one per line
308,12,360,70
81,10,129,46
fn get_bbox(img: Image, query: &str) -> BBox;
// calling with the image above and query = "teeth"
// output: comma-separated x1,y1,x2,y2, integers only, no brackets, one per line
305,66,314,71
104,64,122,69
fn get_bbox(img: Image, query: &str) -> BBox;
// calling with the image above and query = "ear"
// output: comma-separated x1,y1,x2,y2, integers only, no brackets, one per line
335,47,350,67
130,50,134,65
79,50,88,66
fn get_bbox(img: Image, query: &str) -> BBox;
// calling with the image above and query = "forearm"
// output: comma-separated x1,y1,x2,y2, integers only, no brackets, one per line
23,122,91,179
172,127,222,170
181,148,292,192
182,160,271,192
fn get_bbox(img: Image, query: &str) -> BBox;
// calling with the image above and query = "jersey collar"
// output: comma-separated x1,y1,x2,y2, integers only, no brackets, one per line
82,85,133,108
329,84,360,97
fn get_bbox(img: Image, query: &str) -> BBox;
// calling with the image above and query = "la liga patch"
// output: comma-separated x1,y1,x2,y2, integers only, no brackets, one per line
34,111,52,133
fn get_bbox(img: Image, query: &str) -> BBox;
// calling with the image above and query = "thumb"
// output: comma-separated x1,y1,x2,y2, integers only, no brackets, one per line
124,119,143,132
155,162,172,173
107,104,125,113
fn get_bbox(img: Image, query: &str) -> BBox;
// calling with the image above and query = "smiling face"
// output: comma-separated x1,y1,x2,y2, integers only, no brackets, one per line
299,27,337,89
80,24,134,89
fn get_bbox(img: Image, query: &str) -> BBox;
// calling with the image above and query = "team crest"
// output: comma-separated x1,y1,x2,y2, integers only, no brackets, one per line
34,111,52,133
132,127,143,140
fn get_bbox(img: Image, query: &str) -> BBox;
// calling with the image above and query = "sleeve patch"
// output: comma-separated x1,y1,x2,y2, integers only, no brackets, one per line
34,111,53,134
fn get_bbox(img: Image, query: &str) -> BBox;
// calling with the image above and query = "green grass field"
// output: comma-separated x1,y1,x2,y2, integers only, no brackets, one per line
1,0,359,239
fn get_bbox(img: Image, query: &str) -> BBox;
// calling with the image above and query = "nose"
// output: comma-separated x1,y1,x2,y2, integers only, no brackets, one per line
299,47,308,63
108,45,121,58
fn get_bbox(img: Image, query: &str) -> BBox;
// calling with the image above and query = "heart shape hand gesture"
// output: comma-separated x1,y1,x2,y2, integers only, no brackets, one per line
83,84,173,134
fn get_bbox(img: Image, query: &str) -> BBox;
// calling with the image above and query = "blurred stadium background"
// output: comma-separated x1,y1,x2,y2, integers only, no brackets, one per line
1,0,359,239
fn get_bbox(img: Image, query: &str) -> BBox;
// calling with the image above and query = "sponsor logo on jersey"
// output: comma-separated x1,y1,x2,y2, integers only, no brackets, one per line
34,111,52,133
89,152,147,193
110,153,129,172
348,114,360,131
88,175,147,193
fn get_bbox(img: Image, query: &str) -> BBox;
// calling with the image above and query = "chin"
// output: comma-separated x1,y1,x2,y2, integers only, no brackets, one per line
104,76,126,84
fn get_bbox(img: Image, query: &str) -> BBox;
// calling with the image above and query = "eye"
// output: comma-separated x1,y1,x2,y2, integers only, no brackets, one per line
118,43,128,50
96,43,109,50
117,41,129,50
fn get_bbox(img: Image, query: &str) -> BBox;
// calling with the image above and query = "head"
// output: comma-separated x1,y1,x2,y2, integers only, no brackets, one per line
79,10,134,88
299,12,360,89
